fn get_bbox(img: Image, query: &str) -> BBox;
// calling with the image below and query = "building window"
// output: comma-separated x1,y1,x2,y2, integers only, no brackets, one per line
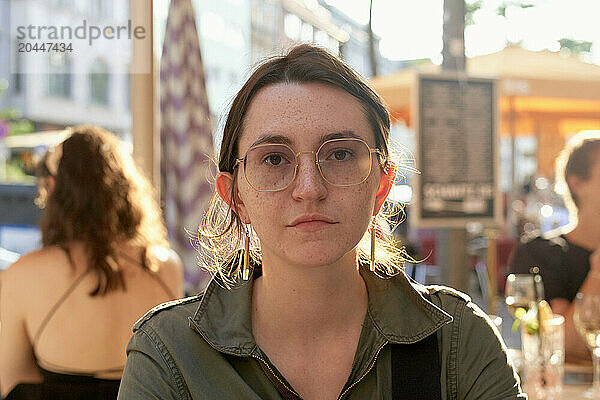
13,41,24,93
57,0,74,8
47,52,71,98
100,1,113,20
284,14,301,41
314,30,329,47
328,36,340,56
300,22,313,43
89,59,110,105
88,0,112,20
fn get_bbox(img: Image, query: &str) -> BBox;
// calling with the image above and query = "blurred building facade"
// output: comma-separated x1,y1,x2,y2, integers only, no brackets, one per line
154,0,405,144
1,0,408,138
0,0,131,134
0,1,10,99
192,0,250,119
250,0,347,64
318,0,407,78
249,0,406,79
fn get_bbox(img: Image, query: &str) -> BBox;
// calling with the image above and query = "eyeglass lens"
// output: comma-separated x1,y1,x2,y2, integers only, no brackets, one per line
243,139,373,191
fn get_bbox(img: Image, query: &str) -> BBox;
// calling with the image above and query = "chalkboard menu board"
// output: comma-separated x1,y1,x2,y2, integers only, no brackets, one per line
413,75,500,227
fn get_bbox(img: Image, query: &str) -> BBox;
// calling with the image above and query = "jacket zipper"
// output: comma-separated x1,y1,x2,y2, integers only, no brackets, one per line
190,317,386,400
190,317,300,398
336,340,388,400
251,354,301,398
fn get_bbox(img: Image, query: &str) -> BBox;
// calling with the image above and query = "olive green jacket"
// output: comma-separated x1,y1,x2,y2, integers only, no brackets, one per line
118,267,526,399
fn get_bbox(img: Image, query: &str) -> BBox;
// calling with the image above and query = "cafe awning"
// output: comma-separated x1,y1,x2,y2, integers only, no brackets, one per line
370,46,600,176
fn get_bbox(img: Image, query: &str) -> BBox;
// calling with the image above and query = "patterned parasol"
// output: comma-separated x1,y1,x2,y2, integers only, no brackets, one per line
160,0,214,291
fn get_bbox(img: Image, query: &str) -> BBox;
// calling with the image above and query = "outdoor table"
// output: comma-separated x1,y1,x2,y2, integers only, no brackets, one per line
522,381,587,399
508,349,592,399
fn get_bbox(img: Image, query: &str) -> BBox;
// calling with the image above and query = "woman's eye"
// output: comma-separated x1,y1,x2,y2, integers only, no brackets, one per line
328,149,353,161
263,153,289,166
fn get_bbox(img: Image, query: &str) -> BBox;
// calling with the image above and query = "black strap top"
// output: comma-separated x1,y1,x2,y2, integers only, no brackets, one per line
5,368,121,400
32,247,175,376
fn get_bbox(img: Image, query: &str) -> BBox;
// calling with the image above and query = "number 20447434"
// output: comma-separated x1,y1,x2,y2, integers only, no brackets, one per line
18,42,73,52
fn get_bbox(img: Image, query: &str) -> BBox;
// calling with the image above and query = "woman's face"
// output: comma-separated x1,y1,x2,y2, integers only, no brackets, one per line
574,151,600,214
229,82,390,268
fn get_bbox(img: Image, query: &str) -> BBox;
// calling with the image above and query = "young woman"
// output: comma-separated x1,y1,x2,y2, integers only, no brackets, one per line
118,45,523,399
511,131,600,362
0,126,184,399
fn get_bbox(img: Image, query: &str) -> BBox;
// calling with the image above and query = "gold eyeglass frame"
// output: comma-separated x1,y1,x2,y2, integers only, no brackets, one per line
234,137,384,192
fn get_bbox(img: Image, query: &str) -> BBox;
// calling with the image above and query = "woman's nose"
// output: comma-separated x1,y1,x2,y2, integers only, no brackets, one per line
291,153,327,201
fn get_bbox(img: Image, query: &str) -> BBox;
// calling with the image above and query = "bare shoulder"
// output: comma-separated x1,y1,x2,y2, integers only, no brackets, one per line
1,247,70,311
150,246,183,273
2,247,68,281
150,246,184,297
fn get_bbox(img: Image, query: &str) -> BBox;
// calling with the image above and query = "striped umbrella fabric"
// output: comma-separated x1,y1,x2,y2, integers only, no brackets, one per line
160,0,213,291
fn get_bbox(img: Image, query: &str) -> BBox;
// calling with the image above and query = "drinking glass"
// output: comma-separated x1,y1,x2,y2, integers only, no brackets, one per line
521,314,565,399
574,293,600,398
505,274,544,318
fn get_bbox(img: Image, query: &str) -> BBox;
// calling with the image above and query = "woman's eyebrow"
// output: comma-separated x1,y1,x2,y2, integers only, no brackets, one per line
320,130,362,142
249,130,362,148
250,134,294,147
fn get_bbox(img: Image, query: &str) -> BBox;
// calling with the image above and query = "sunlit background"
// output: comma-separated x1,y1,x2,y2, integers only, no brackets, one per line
1,0,600,298
327,0,600,64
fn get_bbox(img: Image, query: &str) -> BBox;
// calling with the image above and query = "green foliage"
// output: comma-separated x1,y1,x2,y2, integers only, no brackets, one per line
506,40,524,48
559,38,593,54
9,120,35,135
0,108,35,136
465,0,483,26
0,108,19,120
497,1,535,18
0,79,8,94
406,58,432,66
0,82,35,136
4,159,36,184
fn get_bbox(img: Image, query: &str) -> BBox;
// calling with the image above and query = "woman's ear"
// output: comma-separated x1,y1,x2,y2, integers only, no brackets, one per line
215,172,250,223
567,174,587,204
373,162,397,216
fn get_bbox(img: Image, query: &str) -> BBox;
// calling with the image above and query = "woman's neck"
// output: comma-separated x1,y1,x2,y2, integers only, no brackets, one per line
251,250,368,344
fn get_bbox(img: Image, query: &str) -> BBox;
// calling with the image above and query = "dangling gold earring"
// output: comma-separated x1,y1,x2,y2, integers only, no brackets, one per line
241,224,251,280
370,216,376,272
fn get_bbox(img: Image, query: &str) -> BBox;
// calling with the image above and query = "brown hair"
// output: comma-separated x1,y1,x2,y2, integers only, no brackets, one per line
555,131,600,215
37,125,169,296
198,44,409,284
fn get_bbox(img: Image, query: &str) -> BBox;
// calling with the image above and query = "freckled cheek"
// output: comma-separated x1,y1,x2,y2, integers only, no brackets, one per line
241,193,284,236
333,186,376,232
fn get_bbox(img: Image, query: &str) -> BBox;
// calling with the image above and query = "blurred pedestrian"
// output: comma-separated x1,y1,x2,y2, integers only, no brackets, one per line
510,131,600,361
118,44,524,399
0,125,184,399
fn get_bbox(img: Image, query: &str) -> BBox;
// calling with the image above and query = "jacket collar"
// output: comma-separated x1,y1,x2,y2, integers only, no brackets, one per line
191,263,453,357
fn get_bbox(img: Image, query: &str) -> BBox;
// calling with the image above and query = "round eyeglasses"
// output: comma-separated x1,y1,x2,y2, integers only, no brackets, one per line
235,138,383,192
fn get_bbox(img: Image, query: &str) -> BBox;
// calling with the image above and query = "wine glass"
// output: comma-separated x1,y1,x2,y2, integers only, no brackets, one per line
505,274,544,318
574,293,600,398
505,273,544,372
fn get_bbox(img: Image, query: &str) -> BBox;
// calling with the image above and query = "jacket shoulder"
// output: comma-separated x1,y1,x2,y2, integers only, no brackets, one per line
133,293,204,332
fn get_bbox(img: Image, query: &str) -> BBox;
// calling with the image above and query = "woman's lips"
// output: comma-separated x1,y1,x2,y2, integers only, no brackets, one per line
287,214,336,231
292,220,333,231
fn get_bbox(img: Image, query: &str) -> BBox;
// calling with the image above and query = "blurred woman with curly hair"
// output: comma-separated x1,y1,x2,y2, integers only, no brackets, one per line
0,125,184,399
